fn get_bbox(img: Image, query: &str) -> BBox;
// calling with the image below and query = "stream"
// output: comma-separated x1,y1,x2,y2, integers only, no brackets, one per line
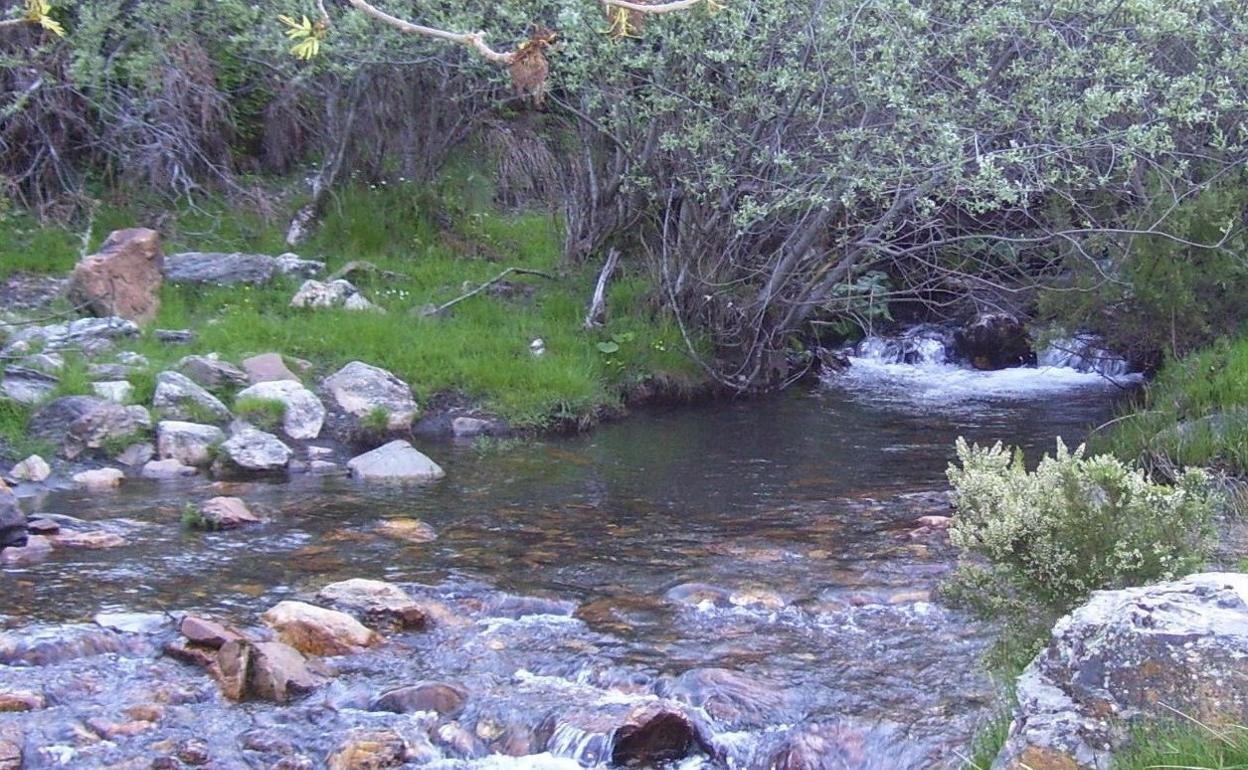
0,347,1135,769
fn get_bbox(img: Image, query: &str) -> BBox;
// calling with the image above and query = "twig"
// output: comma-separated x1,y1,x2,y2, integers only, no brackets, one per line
427,267,554,315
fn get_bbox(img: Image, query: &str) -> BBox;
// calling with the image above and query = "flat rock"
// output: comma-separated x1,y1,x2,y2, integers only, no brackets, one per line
153,371,231,423
157,421,225,467
164,252,323,285
51,530,128,549
261,600,379,657
317,578,427,630
178,354,248,390
370,682,467,717
347,441,444,482
141,459,197,479
241,353,300,384
0,535,50,565
235,380,325,440
71,468,125,490
0,316,139,357
9,454,51,483
180,616,243,649
67,228,163,323
376,518,437,544
0,366,57,404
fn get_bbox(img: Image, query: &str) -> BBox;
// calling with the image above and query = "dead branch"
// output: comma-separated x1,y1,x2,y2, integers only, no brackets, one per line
583,247,620,329
342,0,517,63
425,267,555,316
602,0,710,14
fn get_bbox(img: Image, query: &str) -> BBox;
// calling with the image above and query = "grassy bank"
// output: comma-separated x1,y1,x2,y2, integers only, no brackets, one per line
0,179,709,435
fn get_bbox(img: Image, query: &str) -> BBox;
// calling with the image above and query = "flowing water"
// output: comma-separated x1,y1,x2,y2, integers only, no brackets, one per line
0,350,1136,770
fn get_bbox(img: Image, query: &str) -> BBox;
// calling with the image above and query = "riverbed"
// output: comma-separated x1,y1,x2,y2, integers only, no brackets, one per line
0,360,1130,769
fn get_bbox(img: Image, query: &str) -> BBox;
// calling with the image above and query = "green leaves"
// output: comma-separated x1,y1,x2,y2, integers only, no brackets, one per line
595,331,635,355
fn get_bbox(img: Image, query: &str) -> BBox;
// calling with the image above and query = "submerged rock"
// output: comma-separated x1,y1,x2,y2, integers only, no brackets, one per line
663,668,791,727
956,313,1035,370
235,380,325,440
370,681,468,717
28,396,151,459
327,729,409,770
346,441,444,482
993,573,1248,770
260,600,379,656
67,227,163,323
376,518,438,544
152,371,232,423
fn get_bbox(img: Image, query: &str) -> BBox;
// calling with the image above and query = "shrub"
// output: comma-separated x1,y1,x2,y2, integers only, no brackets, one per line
945,438,1215,616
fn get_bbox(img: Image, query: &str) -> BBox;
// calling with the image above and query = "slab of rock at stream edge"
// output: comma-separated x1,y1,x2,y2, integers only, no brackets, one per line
152,370,232,423
66,227,164,323
164,251,324,285
235,380,326,440
260,600,379,656
157,420,226,467
196,496,260,529
215,429,292,475
346,440,445,482
321,361,418,435
992,572,1248,770
316,578,427,630
28,396,151,459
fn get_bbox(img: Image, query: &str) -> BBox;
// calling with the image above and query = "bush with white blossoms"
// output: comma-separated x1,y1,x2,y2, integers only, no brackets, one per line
945,437,1215,615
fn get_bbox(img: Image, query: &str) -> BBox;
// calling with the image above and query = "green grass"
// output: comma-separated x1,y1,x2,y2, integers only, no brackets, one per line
234,397,286,432
2,177,707,431
1097,337,1248,475
961,707,1012,769
1113,721,1248,770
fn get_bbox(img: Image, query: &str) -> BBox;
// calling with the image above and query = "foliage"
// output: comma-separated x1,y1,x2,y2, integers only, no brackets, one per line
1113,720,1248,770
234,397,286,433
945,437,1216,616
180,502,218,531
360,406,391,434
1097,337,1248,478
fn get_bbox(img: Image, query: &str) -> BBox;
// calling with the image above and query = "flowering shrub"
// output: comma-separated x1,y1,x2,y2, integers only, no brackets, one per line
945,438,1215,615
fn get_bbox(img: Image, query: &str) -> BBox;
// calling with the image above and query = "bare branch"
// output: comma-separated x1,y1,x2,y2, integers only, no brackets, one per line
602,0,710,13
342,0,516,63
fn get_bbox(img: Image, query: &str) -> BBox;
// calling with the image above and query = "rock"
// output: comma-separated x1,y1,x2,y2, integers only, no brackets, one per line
0,365,58,404
321,361,418,436
956,313,1035,370
196,497,261,529
117,351,149,367
215,638,251,701
51,530,128,549
0,482,26,550
346,441,444,482
9,454,51,483
90,380,134,404
663,668,790,727
0,534,50,565
0,690,45,712
0,740,20,770
67,228,163,323
215,639,321,703
87,362,135,380
180,616,243,649
115,442,155,467
29,396,150,459
25,518,58,535
241,353,300,384
261,600,379,656
327,729,408,770
155,328,196,344
215,429,291,475
235,380,325,440
17,352,64,373
767,719,916,770
290,279,382,312
992,573,1248,770
549,703,698,767
376,518,437,544
95,611,168,634
450,416,493,438
317,578,427,630
164,251,324,285
152,371,231,423
178,354,248,390
0,316,139,358
141,459,198,479
72,468,125,490
370,682,467,717
157,421,225,467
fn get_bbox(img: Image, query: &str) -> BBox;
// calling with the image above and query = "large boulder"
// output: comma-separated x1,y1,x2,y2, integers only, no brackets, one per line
956,313,1035,370
28,396,151,459
215,638,321,703
67,228,163,323
164,252,323,285
8,455,51,483
346,441,444,482
0,481,27,551
992,573,1248,770
290,279,382,312
152,371,231,423
235,380,325,440
321,362,418,439
157,421,225,467
215,429,292,475
260,600,379,656
0,366,58,404
0,316,139,358
178,354,248,390
317,578,427,630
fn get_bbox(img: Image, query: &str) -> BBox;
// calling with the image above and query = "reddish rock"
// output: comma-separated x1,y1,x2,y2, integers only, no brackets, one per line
242,353,300,384
0,690,45,712
0,740,20,770
197,497,261,530
67,228,164,323
180,616,243,649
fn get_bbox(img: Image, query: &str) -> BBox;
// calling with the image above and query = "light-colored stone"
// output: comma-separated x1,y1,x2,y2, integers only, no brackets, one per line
0,316,139,358
321,362,417,432
235,380,325,440
197,497,261,529
164,251,323,285
115,442,155,467
152,371,231,423
9,455,51,483
0,690,45,712
29,396,150,459
1,366,57,404
992,573,1248,770
241,353,300,384
317,578,426,629
72,468,125,490
327,729,409,770
178,354,248,390
51,530,128,549
67,228,163,323
261,600,379,656
376,518,437,544
0,739,20,770
90,380,134,404
217,429,291,473
290,279,383,312
141,459,197,480
0,534,51,566
157,421,225,467
450,416,492,438
347,441,444,482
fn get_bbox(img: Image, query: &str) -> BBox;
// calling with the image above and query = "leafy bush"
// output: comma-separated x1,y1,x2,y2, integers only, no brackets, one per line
945,438,1215,615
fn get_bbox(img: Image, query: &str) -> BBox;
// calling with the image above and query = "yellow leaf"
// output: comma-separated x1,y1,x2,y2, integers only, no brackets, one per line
38,15,63,36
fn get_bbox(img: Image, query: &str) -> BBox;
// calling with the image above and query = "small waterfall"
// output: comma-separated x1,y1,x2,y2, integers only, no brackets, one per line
849,325,954,366
1037,335,1132,377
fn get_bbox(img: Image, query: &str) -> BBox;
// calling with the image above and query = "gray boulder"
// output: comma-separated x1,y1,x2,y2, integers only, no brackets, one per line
141,458,198,480
346,441,444,482
152,371,231,423
0,366,58,405
321,361,417,438
0,316,139,357
164,252,324,286
178,354,249,390
0,481,27,550
90,380,134,404
290,279,382,312
157,421,226,467
235,380,324,440
216,429,292,474
28,396,151,459
992,573,1248,770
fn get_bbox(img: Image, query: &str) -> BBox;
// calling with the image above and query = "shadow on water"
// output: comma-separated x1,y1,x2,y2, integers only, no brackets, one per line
0,375,1128,769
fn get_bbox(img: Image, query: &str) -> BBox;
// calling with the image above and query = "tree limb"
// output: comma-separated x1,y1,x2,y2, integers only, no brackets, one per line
602,0,710,13
342,0,516,63
425,267,555,316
